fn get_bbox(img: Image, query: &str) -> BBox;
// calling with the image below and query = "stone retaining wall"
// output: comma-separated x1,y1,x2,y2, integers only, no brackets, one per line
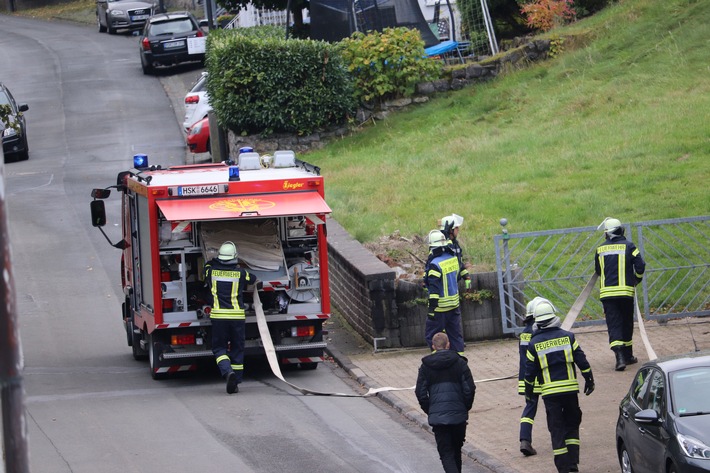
327,218,505,348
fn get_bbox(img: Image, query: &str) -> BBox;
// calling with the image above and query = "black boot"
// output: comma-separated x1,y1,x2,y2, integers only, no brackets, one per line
614,348,626,371
625,346,638,365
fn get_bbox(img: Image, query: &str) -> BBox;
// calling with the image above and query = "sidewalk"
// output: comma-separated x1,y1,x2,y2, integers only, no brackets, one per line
325,316,710,473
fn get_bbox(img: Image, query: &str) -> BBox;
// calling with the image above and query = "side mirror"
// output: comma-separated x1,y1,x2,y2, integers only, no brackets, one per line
635,408,661,425
91,188,111,199
90,200,107,227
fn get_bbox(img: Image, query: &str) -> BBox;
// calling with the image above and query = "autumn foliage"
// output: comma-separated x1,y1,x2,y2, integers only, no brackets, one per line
520,0,576,31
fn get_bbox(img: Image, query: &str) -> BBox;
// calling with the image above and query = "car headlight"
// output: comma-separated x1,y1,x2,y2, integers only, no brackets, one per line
2,128,17,138
189,121,203,135
110,9,125,16
678,433,710,459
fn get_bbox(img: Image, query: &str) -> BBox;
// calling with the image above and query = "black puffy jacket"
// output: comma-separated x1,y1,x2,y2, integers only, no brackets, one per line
415,350,476,425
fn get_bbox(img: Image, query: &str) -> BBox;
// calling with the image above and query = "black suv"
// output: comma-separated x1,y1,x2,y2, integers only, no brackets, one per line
139,12,206,75
0,82,29,162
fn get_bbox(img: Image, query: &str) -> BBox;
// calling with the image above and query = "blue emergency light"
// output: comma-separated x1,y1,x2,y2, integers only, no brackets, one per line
134,154,149,169
229,165,240,181
238,147,254,154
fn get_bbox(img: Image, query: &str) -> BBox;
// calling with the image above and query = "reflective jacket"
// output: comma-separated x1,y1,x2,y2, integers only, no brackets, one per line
518,320,542,395
524,326,592,398
426,248,462,312
595,235,646,299
447,237,470,281
204,258,253,319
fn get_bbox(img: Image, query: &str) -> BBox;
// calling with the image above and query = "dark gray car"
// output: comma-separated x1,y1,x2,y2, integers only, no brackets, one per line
97,0,156,34
0,82,29,162
139,11,206,75
616,352,710,473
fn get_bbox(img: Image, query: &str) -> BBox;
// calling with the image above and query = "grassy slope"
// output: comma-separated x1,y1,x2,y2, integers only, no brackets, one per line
306,0,709,268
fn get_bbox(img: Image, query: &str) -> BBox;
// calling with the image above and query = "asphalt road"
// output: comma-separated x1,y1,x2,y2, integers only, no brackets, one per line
0,15,493,473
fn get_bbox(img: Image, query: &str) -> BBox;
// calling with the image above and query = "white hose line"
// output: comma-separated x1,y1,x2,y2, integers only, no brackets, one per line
635,293,658,361
561,274,598,331
253,287,415,397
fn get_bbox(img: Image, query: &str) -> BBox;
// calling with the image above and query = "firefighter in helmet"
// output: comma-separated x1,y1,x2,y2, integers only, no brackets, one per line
424,230,465,355
595,217,646,371
518,296,545,457
204,241,255,394
524,299,594,473
439,214,472,291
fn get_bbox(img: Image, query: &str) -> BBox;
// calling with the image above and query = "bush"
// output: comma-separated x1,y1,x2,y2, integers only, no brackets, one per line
340,28,442,103
206,28,356,136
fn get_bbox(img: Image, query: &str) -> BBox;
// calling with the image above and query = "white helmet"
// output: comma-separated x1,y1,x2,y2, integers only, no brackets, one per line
428,230,447,248
533,299,558,324
598,217,623,236
439,214,464,233
525,296,547,319
218,241,238,261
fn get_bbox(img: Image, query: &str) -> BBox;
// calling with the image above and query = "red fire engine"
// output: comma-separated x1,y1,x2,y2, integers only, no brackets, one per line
90,150,331,378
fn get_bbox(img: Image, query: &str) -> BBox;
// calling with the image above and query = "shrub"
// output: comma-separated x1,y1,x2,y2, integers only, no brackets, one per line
520,0,576,32
206,28,356,136
340,28,442,103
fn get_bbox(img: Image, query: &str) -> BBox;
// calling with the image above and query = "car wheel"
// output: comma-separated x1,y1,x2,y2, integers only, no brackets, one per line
141,56,153,75
619,443,634,473
97,13,107,32
107,21,116,34
668,463,678,473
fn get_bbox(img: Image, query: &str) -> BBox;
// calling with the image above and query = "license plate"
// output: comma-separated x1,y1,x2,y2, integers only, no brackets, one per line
131,14,149,20
163,40,185,49
178,185,219,196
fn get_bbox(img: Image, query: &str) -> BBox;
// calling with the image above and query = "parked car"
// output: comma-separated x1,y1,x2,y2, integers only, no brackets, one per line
96,0,155,34
182,71,212,132
616,352,710,473
0,82,29,162
186,116,210,154
139,11,206,75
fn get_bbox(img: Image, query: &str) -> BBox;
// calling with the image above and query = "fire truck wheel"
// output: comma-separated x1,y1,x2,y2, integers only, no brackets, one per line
147,333,166,380
123,299,133,347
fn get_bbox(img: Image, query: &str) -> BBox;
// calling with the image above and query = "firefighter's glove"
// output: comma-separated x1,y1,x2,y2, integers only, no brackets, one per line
524,384,534,403
464,279,471,291
428,299,438,317
583,372,595,396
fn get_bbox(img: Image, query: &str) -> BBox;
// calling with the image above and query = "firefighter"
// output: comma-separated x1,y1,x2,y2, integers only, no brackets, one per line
595,217,646,371
518,297,545,457
439,214,472,291
525,299,595,473
204,241,255,394
425,230,465,354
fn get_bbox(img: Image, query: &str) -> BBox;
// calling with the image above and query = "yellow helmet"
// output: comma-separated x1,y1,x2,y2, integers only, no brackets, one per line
533,300,558,324
598,217,622,235
439,214,464,234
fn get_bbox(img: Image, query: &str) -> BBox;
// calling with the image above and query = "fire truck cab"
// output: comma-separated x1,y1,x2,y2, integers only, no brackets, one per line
90,150,331,379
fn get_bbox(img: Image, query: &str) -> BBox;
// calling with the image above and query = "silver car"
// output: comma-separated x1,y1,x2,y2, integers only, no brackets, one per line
97,0,155,34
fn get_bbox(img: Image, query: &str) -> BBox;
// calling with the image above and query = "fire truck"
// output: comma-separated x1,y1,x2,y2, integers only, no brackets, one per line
90,150,331,379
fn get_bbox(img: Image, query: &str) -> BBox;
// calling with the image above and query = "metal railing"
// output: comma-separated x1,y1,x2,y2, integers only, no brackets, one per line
495,216,710,334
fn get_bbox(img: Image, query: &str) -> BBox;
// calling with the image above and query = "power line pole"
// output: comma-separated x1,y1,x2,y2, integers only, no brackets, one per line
0,151,29,473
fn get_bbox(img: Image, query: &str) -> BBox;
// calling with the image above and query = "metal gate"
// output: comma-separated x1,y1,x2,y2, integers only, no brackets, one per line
494,216,710,335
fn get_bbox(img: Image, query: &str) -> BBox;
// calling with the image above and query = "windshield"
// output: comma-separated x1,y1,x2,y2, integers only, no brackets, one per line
671,366,710,416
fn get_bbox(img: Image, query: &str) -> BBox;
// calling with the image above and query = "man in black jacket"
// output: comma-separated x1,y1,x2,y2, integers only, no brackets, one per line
416,332,476,473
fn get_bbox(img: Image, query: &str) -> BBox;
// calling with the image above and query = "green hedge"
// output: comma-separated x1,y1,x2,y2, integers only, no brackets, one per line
206,28,356,136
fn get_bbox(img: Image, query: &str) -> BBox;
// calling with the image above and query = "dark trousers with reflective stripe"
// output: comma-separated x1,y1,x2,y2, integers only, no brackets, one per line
432,423,467,473
425,308,464,353
211,318,245,382
520,393,539,442
543,393,581,473
602,297,634,351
